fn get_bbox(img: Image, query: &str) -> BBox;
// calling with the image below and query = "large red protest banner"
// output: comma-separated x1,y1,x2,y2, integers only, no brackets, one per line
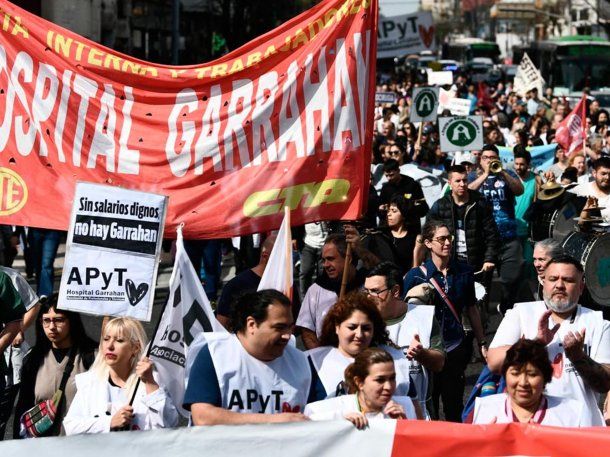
0,0,377,238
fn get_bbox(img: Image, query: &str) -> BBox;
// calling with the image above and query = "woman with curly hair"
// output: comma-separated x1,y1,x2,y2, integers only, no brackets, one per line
306,292,418,415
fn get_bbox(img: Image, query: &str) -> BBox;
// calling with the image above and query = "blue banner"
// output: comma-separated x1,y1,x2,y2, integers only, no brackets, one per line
498,144,557,172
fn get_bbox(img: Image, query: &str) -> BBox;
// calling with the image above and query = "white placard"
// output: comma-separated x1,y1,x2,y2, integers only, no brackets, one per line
58,182,168,321
377,11,436,59
444,98,472,116
439,116,484,152
410,87,439,123
426,70,453,86
514,52,544,97
375,92,398,104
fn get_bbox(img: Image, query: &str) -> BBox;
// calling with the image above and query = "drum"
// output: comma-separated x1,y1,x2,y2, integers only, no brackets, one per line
561,231,610,306
530,200,580,242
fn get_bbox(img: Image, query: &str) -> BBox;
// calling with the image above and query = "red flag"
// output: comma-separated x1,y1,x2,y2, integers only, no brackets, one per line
555,95,587,157
476,82,493,111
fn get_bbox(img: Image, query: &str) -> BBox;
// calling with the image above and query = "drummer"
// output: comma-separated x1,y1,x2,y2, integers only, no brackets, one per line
570,157,610,223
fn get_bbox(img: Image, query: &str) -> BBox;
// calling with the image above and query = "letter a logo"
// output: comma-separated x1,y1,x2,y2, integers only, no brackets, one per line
447,120,477,148
451,124,470,142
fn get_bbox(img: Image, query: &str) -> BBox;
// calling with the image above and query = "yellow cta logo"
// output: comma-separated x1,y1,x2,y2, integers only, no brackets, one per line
0,168,28,216
243,179,350,218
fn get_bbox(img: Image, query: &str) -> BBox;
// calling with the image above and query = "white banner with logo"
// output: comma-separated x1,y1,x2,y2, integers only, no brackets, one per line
58,183,167,321
514,53,544,97
439,116,484,152
410,87,440,123
377,11,436,59
149,225,225,417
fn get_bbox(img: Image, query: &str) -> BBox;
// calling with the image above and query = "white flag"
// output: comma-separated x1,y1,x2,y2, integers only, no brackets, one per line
149,225,225,417
514,53,544,97
257,207,293,298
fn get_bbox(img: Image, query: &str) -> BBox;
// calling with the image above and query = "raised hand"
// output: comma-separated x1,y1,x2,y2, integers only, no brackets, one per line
536,309,560,345
406,334,423,361
563,328,586,362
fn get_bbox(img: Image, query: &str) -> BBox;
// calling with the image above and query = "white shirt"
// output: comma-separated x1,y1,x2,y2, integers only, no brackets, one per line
385,304,435,407
304,394,417,421
307,346,411,399
473,393,595,427
490,301,610,426
296,283,338,337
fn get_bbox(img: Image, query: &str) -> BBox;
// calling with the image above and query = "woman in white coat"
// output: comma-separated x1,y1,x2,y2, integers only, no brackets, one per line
473,339,597,427
305,348,417,428
64,317,179,434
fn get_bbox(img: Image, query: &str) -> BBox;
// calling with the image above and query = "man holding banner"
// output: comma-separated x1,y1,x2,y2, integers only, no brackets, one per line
184,290,317,425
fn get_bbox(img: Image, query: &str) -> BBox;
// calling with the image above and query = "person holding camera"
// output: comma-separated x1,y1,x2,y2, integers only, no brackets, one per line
468,144,524,315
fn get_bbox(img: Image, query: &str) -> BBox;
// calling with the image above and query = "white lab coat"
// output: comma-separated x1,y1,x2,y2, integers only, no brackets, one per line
64,371,179,435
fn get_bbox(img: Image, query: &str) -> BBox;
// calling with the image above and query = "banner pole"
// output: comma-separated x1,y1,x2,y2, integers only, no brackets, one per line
339,242,353,300
126,225,183,408
416,122,424,148
283,206,292,300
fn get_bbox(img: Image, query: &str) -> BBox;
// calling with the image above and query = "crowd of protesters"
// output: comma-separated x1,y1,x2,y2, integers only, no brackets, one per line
2,56,610,440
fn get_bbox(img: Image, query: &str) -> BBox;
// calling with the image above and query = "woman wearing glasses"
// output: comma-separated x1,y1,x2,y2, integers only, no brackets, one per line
403,220,486,422
306,293,423,418
13,295,97,437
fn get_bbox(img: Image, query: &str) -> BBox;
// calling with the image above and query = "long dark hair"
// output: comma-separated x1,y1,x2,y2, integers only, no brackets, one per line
23,294,97,373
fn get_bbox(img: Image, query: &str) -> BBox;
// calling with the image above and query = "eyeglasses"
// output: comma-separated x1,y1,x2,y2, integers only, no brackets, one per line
363,287,389,297
481,155,497,161
42,317,67,327
432,235,454,244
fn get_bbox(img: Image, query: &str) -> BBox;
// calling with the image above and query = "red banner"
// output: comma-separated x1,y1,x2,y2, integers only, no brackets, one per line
556,94,587,157
0,0,377,238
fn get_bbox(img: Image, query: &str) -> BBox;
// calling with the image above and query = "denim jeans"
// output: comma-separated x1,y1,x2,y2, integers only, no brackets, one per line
28,228,61,298
183,239,222,301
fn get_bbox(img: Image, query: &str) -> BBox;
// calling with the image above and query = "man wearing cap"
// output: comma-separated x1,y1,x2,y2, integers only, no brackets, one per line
468,144,524,315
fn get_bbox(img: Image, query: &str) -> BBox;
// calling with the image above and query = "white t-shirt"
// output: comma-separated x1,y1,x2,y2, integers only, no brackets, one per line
0,266,38,310
307,346,411,399
304,394,417,421
296,283,338,337
490,301,610,426
385,304,435,407
473,393,595,427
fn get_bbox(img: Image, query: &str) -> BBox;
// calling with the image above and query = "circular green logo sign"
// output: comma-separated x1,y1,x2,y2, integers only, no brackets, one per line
414,91,436,118
446,120,477,147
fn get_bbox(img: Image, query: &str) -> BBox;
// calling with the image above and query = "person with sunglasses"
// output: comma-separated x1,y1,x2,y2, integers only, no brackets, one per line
403,220,486,422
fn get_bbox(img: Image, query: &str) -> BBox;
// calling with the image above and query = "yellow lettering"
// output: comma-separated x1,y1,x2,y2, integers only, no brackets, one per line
11,16,28,38
280,36,291,52
279,183,317,210
350,0,360,14
2,13,9,32
170,69,187,78
229,58,244,74
122,61,141,74
54,34,73,58
361,0,371,9
324,9,338,28
306,179,350,207
292,29,308,50
243,189,282,218
195,67,211,79
308,19,324,41
103,54,122,70
74,41,86,61
139,66,158,77
46,30,54,47
211,64,227,78
336,1,350,21
246,52,262,67
87,48,103,66
263,45,277,58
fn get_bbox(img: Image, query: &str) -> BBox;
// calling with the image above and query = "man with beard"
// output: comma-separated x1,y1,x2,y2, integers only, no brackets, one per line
570,157,610,222
487,255,610,425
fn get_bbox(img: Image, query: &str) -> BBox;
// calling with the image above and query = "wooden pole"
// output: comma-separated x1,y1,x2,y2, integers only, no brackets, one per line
416,121,424,148
339,242,353,300
283,206,292,300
